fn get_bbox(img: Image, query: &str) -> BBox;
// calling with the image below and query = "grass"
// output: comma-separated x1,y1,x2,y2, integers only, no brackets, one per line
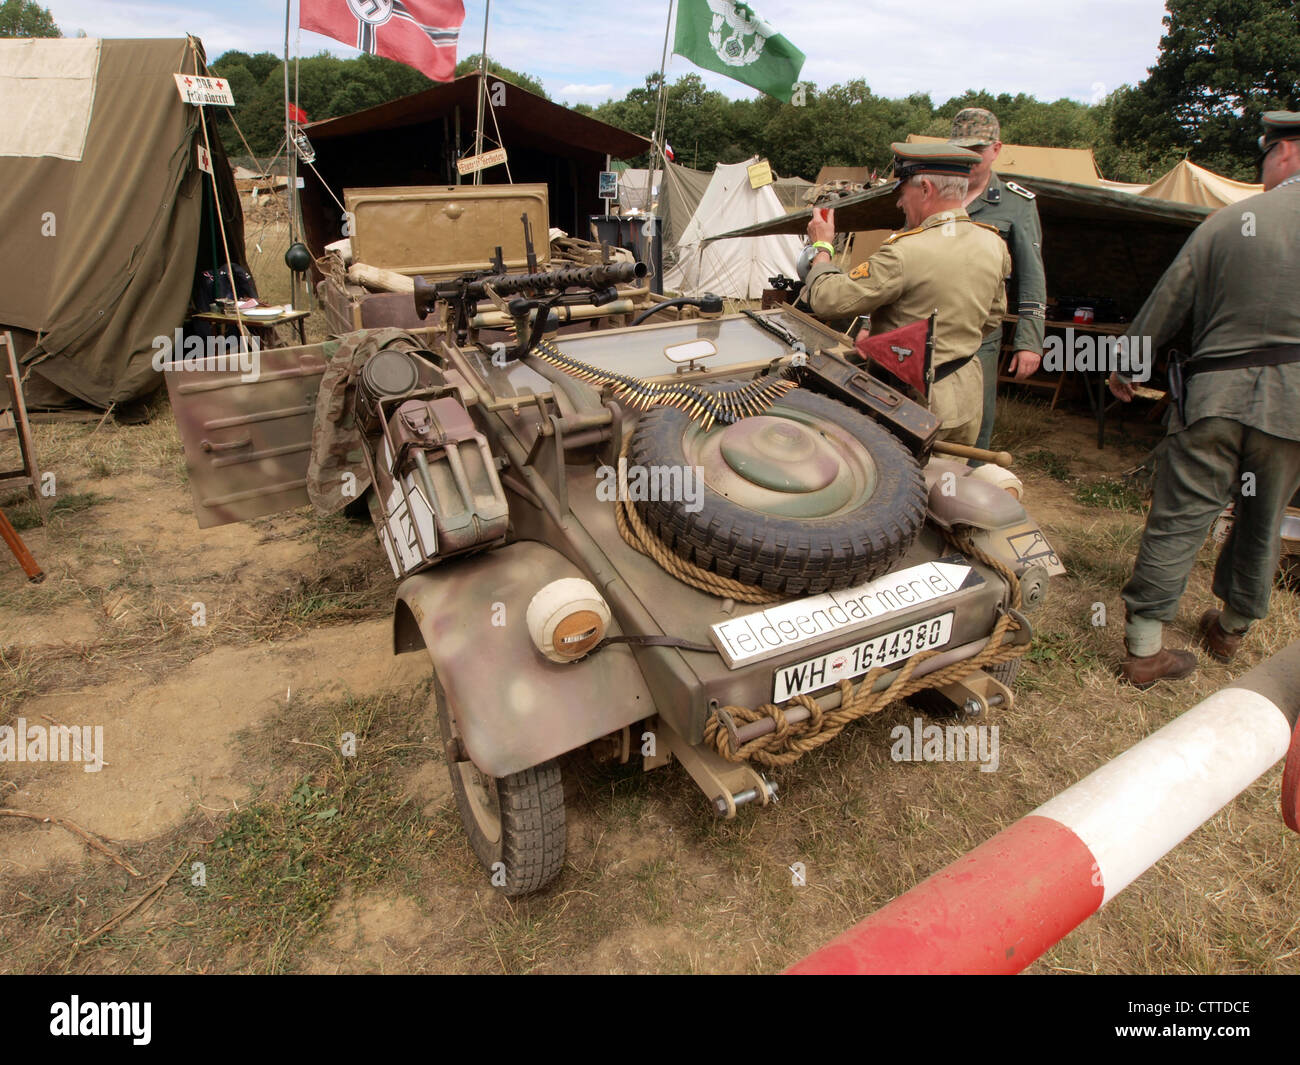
0,686,444,974
990,396,1060,455
4,490,105,531
1021,448,1072,482
1074,477,1146,512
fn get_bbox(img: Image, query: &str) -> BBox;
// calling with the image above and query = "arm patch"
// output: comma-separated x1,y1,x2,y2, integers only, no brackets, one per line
849,261,871,280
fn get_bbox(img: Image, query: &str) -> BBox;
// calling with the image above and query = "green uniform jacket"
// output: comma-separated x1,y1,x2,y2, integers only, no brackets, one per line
803,208,1011,439
966,171,1047,355
1125,180,1300,440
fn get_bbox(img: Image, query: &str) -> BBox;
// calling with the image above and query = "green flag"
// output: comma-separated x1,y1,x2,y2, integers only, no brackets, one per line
672,0,806,103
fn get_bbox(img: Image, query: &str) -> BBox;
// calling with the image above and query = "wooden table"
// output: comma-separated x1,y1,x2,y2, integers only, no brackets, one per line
192,308,309,346
995,315,1166,449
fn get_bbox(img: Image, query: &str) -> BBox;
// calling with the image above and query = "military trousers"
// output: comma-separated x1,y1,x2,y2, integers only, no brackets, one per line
972,330,1002,453
1121,416,1300,628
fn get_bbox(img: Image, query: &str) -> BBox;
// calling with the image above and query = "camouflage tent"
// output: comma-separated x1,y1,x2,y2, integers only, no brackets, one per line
704,175,1212,322
0,38,243,409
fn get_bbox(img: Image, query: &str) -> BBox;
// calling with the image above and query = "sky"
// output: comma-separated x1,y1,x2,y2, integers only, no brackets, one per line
43,0,1172,108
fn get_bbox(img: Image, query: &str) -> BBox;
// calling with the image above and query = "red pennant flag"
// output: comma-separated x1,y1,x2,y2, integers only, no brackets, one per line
300,0,466,82
854,318,932,396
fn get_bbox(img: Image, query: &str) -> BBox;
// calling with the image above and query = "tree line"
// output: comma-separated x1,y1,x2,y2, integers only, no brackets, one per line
199,0,1294,183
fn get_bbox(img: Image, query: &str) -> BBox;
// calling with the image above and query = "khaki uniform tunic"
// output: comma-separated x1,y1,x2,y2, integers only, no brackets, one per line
803,208,1011,444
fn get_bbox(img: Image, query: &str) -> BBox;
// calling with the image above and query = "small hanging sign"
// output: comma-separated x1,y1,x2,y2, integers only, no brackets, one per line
598,171,619,199
457,147,508,175
173,73,235,107
748,159,774,189
196,143,212,175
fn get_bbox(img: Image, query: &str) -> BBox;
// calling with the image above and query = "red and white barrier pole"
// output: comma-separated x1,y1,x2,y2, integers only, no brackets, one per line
788,641,1300,975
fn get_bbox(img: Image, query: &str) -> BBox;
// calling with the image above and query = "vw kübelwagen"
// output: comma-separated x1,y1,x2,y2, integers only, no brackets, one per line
167,221,1062,896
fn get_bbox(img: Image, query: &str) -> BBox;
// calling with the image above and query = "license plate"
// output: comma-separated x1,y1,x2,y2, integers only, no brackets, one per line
772,612,955,701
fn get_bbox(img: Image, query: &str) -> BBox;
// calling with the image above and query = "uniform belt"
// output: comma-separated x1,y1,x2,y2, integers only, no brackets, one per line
933,352,975,383
1168,344,1300,423
1181,344,1300,377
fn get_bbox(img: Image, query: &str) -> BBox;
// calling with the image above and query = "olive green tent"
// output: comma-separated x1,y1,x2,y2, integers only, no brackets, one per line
0,37,243,409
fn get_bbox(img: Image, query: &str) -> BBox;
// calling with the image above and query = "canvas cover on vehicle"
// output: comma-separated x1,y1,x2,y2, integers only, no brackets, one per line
0,37,243,409
663,157,802,299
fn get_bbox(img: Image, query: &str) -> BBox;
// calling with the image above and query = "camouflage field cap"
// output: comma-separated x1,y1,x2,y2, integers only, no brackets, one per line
1259,110,1300,151
949,107,1000,148
891,141,981,180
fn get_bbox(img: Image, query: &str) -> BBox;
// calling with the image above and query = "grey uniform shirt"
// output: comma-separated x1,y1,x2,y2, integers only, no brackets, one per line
1125,180,1300,440
965,171,1047,354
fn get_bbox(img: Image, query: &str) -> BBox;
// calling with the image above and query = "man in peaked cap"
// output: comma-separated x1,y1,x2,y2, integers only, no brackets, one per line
949,107,1047,456
803,142,1011,445
1108,110,1300,688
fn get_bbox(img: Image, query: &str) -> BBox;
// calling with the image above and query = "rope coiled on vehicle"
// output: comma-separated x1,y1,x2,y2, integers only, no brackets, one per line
613,433,781,604
700,531,1030,766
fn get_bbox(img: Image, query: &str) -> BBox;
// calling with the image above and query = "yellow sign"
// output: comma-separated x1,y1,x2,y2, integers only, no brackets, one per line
748,160,774,189
457,147,509,176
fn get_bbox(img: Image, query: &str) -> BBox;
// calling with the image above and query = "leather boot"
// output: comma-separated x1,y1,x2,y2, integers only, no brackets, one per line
1198,609,1243,664
1120,644,1198,690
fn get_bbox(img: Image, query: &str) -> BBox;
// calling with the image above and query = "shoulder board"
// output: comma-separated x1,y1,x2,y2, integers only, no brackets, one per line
884,226,924,244
971,219,1001,235
1005,181,1036,200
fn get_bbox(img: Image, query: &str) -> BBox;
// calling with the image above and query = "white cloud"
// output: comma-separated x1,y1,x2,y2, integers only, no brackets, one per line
557,83,615,99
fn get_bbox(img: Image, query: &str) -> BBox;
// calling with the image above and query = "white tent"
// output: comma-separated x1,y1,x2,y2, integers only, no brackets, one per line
663,157,803,299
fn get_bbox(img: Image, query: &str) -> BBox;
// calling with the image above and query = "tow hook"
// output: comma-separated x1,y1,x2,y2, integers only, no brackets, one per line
715,777,779,816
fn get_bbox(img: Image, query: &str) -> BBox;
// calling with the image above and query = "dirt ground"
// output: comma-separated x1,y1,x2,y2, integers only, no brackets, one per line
1,278,1297,973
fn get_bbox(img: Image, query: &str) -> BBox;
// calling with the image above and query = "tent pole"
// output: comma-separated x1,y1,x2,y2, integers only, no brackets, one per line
284,0,299,309
649,0,673,171
473,0,490,186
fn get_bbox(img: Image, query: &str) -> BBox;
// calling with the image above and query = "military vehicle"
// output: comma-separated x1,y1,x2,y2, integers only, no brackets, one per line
167,223,1063,896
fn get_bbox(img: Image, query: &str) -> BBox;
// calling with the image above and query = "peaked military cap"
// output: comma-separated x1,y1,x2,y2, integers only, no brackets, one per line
1259,111,1300,151
891,142,981,181
949,107,1000,148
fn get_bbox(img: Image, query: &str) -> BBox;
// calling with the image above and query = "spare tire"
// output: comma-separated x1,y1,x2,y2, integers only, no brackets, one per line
628,385,927,596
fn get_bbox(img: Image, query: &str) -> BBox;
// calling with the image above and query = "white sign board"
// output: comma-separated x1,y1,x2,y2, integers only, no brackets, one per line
710,557,977,668
173,74,235,107
195,143,212,174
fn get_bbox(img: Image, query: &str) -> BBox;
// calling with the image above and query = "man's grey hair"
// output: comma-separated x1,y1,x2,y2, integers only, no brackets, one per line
908,173,969,200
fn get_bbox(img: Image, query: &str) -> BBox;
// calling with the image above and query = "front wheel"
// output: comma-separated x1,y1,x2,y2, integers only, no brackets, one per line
986,658,1020,688
431,678,566,895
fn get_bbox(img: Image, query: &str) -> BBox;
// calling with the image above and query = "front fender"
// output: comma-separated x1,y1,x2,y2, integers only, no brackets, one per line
394,540,655,778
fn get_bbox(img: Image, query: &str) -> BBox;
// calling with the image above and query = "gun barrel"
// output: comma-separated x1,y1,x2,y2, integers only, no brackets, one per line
413,260,647,318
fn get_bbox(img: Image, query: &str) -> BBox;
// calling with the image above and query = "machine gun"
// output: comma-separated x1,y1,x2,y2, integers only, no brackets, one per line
413,259,647,357
412,214,648,357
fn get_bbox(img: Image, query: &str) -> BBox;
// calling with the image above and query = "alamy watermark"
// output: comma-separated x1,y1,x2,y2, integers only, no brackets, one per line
890,716,1000,772
0,718,104,773
151,329,261,382
50,997,150,1045
1042,328,1152,383
595,459,704,513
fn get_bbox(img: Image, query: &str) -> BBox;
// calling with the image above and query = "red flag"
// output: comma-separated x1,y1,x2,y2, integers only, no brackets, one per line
287,103,309,124
300,0,466,82
854,318,932,396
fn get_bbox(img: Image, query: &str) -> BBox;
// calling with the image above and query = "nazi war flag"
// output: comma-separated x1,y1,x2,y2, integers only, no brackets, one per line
300,0,466,82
